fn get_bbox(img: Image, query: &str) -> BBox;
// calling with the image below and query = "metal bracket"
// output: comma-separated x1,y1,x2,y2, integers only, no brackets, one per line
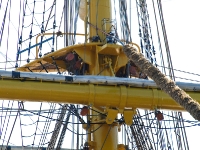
12,71,20,78
65,76,73,81
123,109,136,125
106,108,118,124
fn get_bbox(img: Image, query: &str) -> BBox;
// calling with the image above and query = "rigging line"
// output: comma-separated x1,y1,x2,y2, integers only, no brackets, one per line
145,110,157,149
38,103,56,148
73,0,81,44
21,120,37,126
152,0,166,75
71,109,75,149
143,0,157,63
31,3,53,15
18,102,24,148
113,0,117,29
58,4,65,31
31,102,42,149
0,0,2,10
175,112,187,150
157,0,175,81
26,0,36,61
47,104,67,150
0,0,10,47
5,102,22,149
38,0,47,56
0,139,15,146
122,124,132,145
100,125,112,150
51,0,57,52
96,0,100,35
0,100,4,136
76,105,79,149
172,112,182,149
157,65,200,77
66,122,105,136
69,0,74,45
16,0,27,66
71,0,75,45
2,101,14,146
68,0,74,45
26,2,53,53
0,52,14,67
178,112,189,150
44,0,56,31
22,130,54,138
163,115,172,147
165,112,175,149
24,112,49,142
120,0,132,42
64,0,69,46
5,0,11,70
136,0,156,64
0,101,14,148
24,141,49,148
56,106,71,149
38,103,55,148
141,111,155,148
167,75,200,83
16,0,23,68
129,0,131,36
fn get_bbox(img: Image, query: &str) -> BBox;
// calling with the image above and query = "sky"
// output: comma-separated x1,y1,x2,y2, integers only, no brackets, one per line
0,0,200,149
160,0,200,149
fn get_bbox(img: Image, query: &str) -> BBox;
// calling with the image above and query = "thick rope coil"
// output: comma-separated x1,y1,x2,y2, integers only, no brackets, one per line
123,44,200,121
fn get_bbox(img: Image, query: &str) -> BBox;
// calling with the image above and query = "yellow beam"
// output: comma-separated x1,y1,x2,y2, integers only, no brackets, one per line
1,79,200,111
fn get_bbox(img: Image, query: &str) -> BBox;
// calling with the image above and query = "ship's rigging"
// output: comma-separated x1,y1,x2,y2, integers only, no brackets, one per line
0,0,200,150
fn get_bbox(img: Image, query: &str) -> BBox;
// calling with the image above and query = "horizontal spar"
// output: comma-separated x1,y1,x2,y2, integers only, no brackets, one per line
0,71,200,111
0,70,200,91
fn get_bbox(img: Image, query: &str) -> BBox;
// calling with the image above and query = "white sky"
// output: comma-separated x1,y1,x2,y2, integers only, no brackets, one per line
161,0,200,149
0,0,200,149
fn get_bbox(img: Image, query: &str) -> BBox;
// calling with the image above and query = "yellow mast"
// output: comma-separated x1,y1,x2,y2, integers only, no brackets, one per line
80,1,119,149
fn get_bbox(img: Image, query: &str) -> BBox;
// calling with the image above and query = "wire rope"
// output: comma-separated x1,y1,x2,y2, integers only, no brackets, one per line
4,0,11,70
37,103,56,148
0,101,14,148
152,0,166,75
0,0,10,47
31,102,43,149
95,0,100,35
5,102,22,149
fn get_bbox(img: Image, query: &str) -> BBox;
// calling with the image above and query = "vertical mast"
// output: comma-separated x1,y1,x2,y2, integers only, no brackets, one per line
79,0,112,42
79,1,120,149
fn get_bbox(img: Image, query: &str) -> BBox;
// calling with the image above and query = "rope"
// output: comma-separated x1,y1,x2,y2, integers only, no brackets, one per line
31,103,43,149
136,0,157,65
73,0,81,44
4,0,11,70
119,0,132,43
96,0,100,36
5,102,24,149
152,0,166,75
1,101,14,149
123,45,200,121
157,0,175,80
38,103,56,149
0,0,10,47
